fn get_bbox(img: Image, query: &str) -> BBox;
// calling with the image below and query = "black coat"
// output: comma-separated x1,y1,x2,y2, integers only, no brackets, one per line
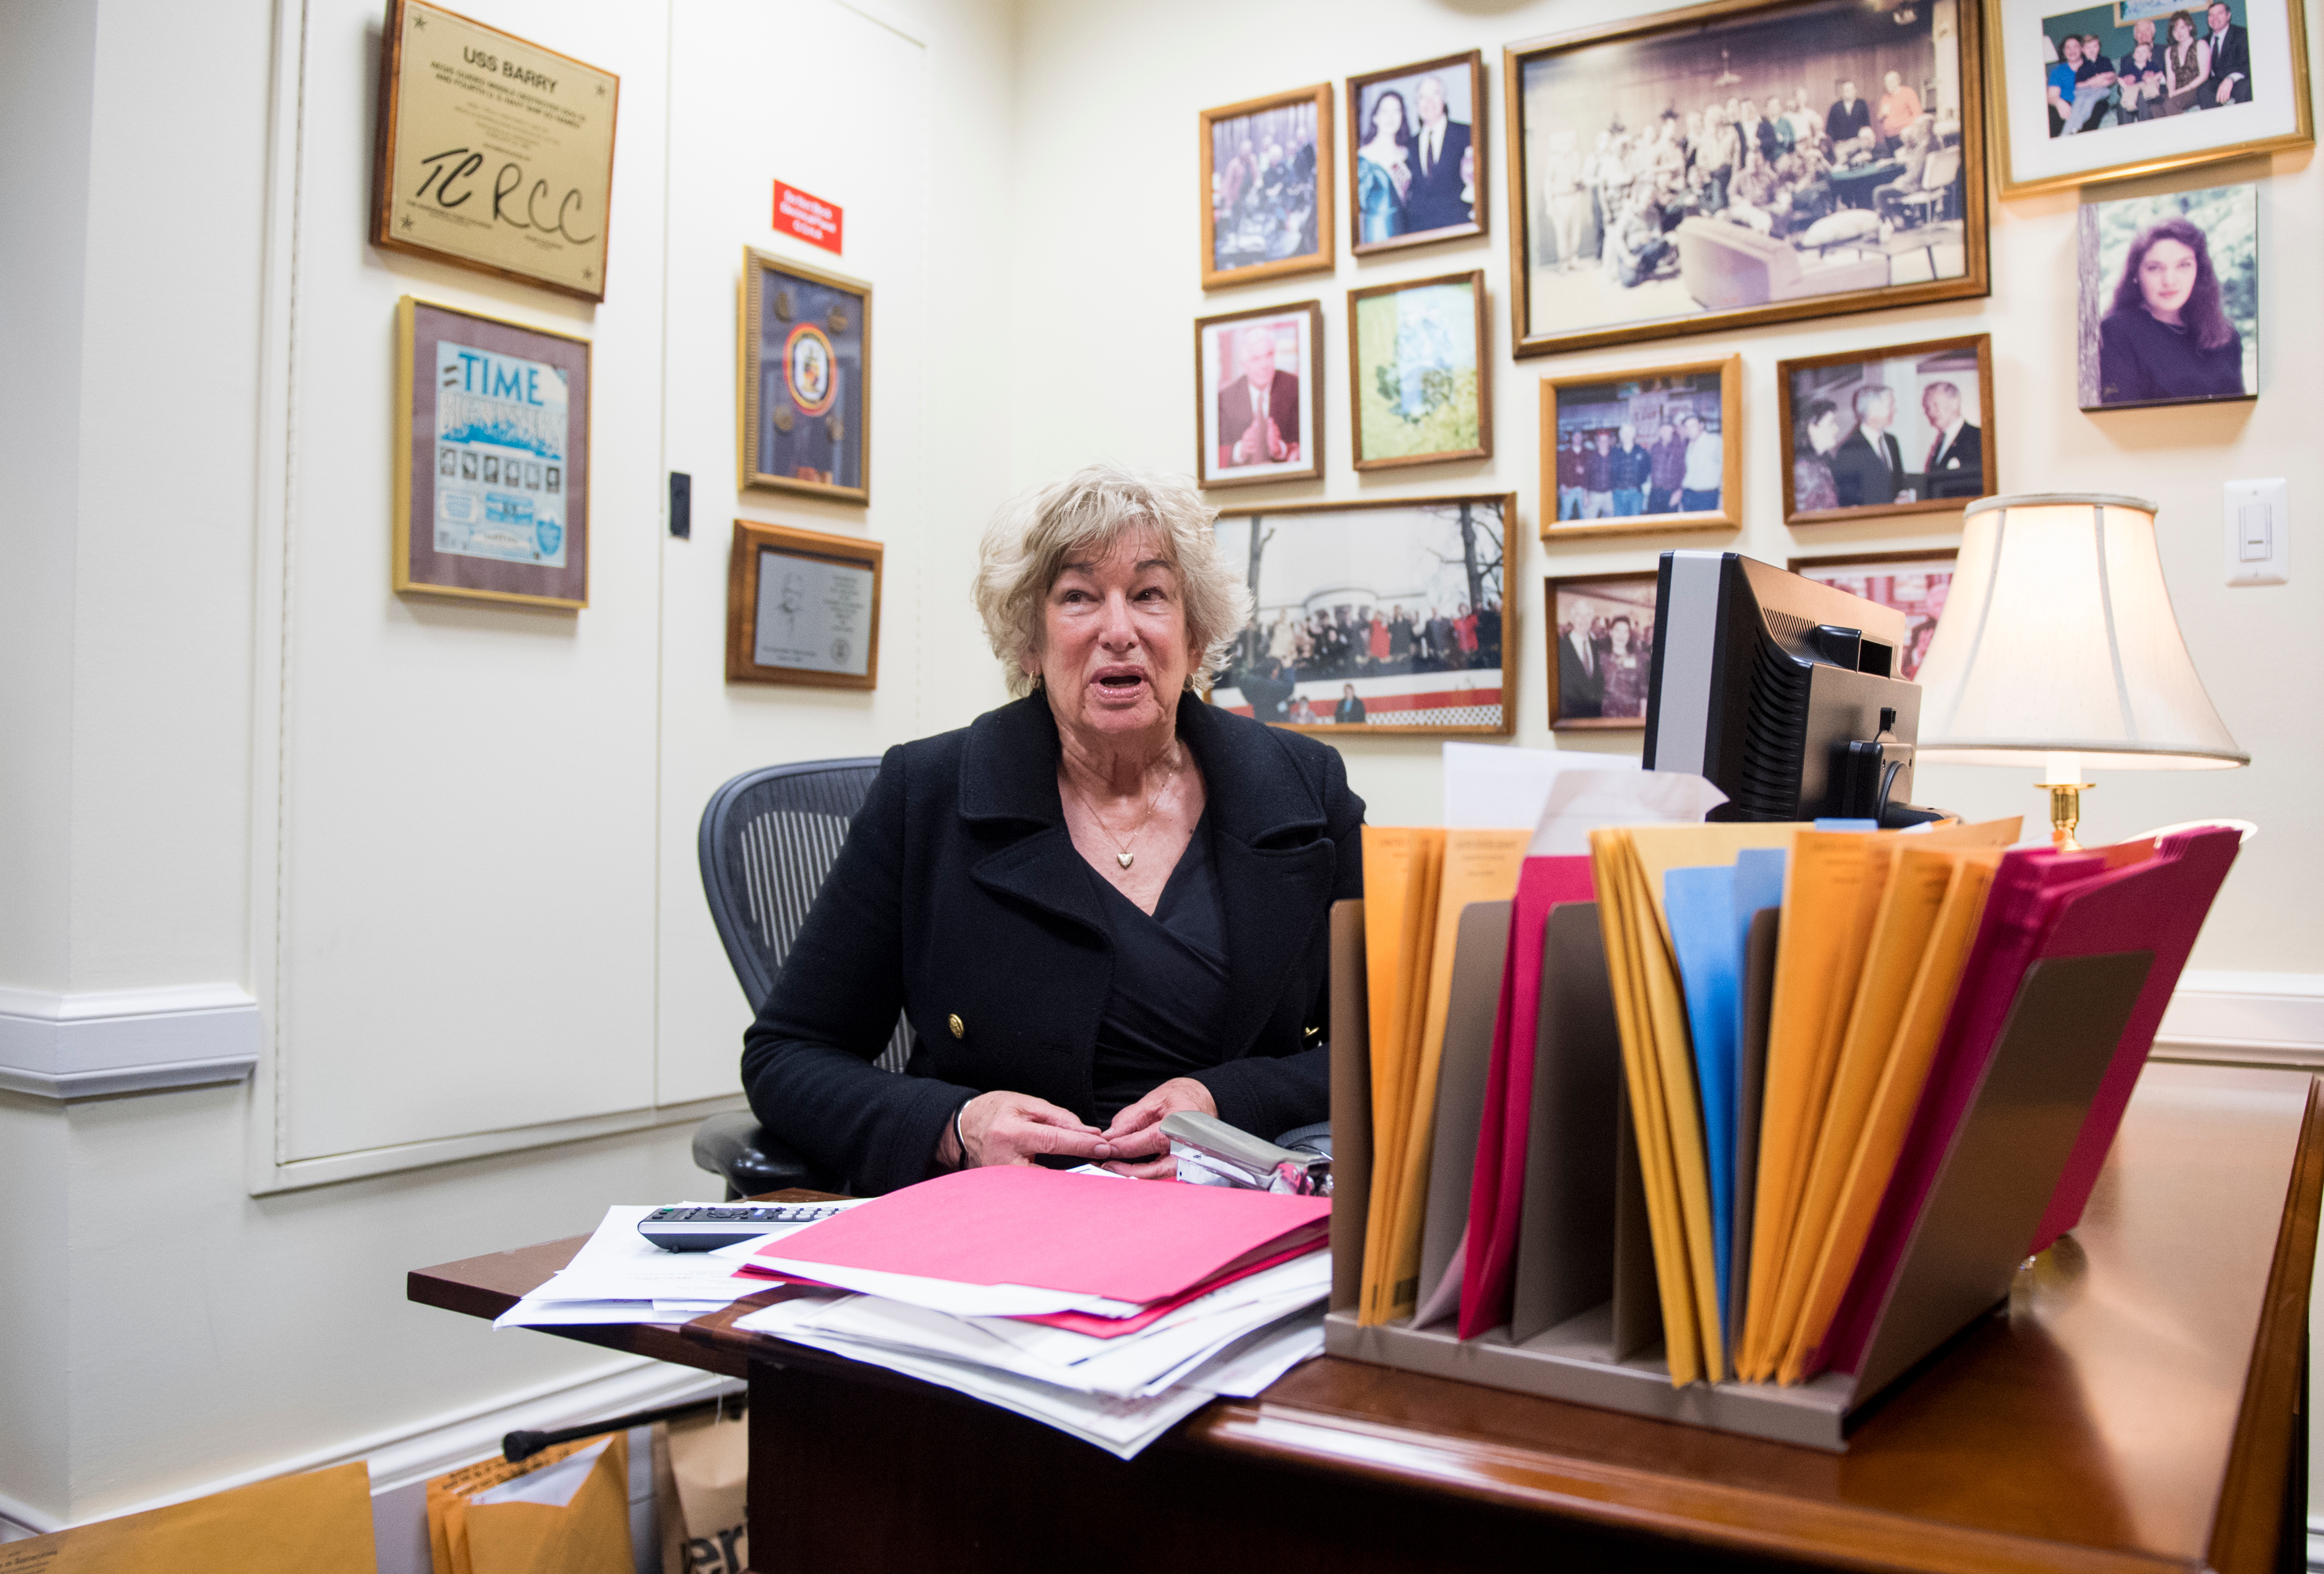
2098,308,2246,405
1405,119,1475,232
740,694,1366,1194
1832,426,1904,507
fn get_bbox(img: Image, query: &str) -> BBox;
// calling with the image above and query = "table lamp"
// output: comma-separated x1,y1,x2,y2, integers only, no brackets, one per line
1912,493,2247,848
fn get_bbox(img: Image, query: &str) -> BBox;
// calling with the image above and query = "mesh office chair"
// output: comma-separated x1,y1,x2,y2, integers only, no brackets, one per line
690,759,910,1198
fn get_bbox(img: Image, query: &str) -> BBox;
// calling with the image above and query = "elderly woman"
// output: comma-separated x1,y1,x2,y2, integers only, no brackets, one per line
740,465,1365,1193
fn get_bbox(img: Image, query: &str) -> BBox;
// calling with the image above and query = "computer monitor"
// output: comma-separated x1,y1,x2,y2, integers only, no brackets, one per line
1642,550,1927,823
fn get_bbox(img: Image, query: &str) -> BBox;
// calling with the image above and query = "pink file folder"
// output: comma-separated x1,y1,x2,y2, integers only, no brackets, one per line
1458,855,1596,1339
745,1165,1330,1308
1819,829,2237,1377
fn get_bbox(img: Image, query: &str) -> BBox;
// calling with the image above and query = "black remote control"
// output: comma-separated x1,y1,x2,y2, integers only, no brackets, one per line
636,1202,847,1252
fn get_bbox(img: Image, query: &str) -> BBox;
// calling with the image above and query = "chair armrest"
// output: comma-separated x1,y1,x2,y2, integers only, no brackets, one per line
691,1111,834,1199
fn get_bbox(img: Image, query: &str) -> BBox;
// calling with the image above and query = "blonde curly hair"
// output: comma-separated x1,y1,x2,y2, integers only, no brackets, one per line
973,464,1252,699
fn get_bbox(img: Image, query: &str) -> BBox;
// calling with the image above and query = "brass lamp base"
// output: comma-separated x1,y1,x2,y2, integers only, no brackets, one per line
2044,781,2096,850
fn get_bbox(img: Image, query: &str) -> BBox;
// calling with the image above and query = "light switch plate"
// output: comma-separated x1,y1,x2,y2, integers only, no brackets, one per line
2225,478,2288,586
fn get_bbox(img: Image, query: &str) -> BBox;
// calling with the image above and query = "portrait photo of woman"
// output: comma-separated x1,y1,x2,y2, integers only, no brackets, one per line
2080,182,2257,408
1357,88,1415,244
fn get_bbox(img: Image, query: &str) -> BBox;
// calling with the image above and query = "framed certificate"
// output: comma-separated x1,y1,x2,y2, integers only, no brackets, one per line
739,249,873,504
393,297,590,609
371,0,620,302
726,521,883,689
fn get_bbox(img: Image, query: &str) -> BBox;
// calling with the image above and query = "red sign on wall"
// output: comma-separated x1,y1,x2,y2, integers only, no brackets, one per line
772,180,843,254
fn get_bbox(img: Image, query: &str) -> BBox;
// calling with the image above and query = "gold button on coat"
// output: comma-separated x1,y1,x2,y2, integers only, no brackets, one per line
948,1013,965,1039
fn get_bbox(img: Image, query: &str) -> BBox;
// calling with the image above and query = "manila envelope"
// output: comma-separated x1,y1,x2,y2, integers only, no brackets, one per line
0,1461,373,1574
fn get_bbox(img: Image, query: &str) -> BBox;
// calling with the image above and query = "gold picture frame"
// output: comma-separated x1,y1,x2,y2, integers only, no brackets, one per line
1211,493,1517,737
1347,268,1493,471
1502,0,1991,358
726,520,883,690
1985,0,2311,195
393,296,591,609
370,0,620,302
1346,50,1489,257
1193,300,1326,489
1200,83,1337,290
1777,334,1995,525
739,249,872,505
1546,571,1658,730
1538,354,1741,540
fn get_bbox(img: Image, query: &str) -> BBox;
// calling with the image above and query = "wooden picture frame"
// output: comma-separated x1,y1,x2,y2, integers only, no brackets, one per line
370,0,620,302
1200,83,1336,290
725,520,883,689
1986,0,2310,196
1546,571,1659,730
1194,301,1326,489
1503,0,1991,358
1777,335,1995,524
1347,50,1489,256
1211,493,1517,737
1787,548,1960,680
1347,268,1492,471
393,296,590,609
1539,355,1740,540
739,249,872,504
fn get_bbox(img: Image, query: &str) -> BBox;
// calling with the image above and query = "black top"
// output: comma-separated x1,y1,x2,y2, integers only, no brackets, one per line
2098,307,2246,406
739,694,1365,1194
1086,813,1230,1122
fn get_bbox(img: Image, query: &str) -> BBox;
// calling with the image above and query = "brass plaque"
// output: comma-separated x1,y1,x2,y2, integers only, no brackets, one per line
372,0,619,301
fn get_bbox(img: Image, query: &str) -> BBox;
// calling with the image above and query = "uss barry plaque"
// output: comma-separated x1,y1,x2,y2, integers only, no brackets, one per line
726,521,883,690
371,0,619,301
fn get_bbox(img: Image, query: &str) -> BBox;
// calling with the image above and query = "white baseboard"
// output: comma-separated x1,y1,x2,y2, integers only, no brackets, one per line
2155,971,2324,1069
0,1354,738,1543
0,983,260,1098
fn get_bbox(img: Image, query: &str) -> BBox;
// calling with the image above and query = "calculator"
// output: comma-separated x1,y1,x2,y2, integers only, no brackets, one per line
635,1202,848,1252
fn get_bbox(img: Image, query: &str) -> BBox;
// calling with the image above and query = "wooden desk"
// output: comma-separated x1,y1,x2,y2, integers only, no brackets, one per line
411,1063,2319,1574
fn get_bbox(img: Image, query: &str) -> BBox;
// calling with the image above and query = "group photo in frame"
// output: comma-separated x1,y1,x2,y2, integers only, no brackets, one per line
1201,83,1336,289
2077,180,2257,409
1778,334,1994,523
1987,0,2311,194
393,296,590,609
1211,494,1515,735
1347,50,1489,255
1348,269,1491,470
726,520,883,689
1547,571,1658,728
1504,0,1990,358
1194,301,1325,489
739,248,871,503
1789,548,1958,678
1540,354,1741,537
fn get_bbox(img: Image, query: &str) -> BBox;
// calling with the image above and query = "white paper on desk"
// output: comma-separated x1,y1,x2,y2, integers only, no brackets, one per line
738,1257,1142,1319
1443,742,1637,830
495,1297,696,1329
1179,1308,1326,1397
1526,768,1729,856
522,1203,866,1304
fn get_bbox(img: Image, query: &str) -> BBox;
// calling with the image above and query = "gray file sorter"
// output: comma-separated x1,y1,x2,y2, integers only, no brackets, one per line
1323,897,2154,1451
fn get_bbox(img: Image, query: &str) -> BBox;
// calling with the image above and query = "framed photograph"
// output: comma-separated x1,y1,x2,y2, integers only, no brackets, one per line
1195,302,1325,489
740,249,871,503
726,520,883,689
1212,494,1516,736
1348,269,1491,470
1201,84,1336,289
371,0,619,302
1987,0,2310,194
2077,181,2256,409
1540,354,1740,539
1789,549,1958,678
1778,335,1994,524
1348,50,1489,255
1503,0,1990,358
393,296,589,609
1547,572,1657,729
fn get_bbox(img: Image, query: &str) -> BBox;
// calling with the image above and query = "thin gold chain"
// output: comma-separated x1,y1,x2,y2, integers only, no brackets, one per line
1067,747,1181,868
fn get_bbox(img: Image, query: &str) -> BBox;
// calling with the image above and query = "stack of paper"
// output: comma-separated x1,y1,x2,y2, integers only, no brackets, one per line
494,1202,870,1328
725,1166,1333,1459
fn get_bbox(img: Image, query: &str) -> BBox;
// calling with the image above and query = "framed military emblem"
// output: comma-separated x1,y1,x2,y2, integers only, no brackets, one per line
392,296,590,608
740,248,871,504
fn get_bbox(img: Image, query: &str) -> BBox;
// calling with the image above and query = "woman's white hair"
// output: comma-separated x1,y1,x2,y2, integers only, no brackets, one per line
974,464,1253,699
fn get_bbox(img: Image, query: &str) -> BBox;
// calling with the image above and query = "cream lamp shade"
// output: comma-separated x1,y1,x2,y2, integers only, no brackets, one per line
1915,493,2248,773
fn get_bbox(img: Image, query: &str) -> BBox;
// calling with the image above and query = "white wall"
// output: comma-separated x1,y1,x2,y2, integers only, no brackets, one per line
0,0,1014,1529
1005,0,2324,978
